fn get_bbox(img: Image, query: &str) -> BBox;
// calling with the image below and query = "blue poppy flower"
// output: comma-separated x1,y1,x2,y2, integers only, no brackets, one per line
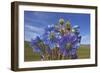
58,32,79,56
30,19,82,60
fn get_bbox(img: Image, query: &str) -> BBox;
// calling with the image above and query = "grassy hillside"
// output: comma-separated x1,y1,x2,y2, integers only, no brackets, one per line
77,45,90,59
24,41,41,61
24,41,90,61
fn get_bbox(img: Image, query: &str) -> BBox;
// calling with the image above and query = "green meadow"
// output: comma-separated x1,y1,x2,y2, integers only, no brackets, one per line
24,41,90,61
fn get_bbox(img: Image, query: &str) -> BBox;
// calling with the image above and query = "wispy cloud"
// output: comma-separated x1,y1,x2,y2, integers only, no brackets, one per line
24,11,54,27
81,35,90,44
25,31,40,41
25,24,44,34
24,17,48,27
24,24,44,41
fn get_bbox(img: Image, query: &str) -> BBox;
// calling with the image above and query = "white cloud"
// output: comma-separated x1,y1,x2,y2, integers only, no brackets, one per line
25,31,40,41
25,24,44,34
81,35,90,44
24,24,44,41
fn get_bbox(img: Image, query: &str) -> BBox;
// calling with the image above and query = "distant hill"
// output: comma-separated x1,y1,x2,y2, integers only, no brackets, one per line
80,44,90,49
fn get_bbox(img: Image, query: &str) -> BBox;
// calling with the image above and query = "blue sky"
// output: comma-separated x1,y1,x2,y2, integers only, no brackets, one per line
24,11,90,44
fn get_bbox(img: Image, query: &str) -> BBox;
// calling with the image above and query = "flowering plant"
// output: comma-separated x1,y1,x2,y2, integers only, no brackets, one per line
31,18,81,60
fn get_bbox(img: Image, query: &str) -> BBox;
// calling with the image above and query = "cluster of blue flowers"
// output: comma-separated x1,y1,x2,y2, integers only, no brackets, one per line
31,18,81,60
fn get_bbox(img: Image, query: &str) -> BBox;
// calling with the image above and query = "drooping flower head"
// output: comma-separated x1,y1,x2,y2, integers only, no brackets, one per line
59,18,64,25
65,20,71,31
